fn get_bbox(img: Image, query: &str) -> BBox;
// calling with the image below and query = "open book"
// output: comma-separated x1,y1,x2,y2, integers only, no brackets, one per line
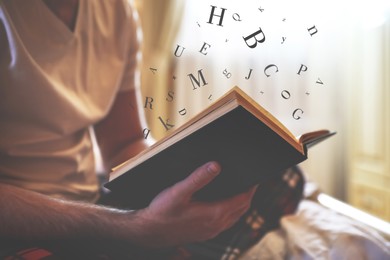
105,87,335,209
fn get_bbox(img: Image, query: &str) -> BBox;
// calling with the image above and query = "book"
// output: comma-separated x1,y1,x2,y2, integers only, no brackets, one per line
104,86,335,209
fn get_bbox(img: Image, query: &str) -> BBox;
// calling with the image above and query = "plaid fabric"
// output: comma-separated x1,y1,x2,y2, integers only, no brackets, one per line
173,165,305,260
1,166,304,260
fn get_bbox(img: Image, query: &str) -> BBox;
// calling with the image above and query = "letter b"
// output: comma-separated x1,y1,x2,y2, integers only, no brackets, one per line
243,27,266,49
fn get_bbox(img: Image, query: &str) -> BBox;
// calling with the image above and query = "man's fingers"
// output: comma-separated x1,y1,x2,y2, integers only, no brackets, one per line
204,185,259,236
174,161,221,198
215,185,258,214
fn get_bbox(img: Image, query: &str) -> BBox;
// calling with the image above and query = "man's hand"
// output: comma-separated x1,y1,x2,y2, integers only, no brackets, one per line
134,161,257,247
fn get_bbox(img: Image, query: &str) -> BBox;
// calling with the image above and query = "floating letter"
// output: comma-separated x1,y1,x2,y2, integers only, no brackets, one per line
143,128,151,139
174,45,185,57
264,64,279,77
158,117,174,131
297,64,308,75
243,27,266,49
149,67,157,74
166,91,174,102
178,108,187,116
223,69,232,79
316,78,324,85
245,68,253,80
307,25,318,36
292,109,304,120
144,97,154,109
188,69,208,90
281,90,291,99
207,5,227,26
199,42,211,55
232,13,242,21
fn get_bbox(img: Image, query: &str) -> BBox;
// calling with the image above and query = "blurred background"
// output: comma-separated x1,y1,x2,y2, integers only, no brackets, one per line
133,0,390,221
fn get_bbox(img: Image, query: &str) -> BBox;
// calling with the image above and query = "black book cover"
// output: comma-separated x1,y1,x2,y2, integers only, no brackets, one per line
104,105,306,209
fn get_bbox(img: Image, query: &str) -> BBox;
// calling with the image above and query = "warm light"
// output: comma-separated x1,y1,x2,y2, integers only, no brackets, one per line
317,193,390,237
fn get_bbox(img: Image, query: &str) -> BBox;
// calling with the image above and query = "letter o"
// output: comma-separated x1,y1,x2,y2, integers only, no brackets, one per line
281,90,291,99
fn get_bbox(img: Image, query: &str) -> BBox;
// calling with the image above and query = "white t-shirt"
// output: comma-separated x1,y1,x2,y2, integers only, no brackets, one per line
0,0,140,202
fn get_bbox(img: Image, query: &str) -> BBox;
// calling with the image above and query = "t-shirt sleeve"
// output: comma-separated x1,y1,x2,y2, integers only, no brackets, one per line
118,2,142,92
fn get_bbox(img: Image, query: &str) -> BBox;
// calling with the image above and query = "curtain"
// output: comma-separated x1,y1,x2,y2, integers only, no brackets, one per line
134,0,185,140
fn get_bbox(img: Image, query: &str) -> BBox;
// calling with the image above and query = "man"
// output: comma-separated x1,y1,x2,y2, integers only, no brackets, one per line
0,0,256,257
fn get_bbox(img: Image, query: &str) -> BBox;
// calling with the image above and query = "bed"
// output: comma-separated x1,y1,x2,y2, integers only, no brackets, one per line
239,183,390,259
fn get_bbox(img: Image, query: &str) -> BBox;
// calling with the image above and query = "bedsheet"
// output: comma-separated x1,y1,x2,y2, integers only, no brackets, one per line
240,200,390,259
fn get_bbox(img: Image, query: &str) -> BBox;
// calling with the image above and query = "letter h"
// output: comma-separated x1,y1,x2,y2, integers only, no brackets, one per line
207,5,227,27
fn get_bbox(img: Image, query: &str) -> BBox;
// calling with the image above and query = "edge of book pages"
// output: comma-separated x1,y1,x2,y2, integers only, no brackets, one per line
109,86,331,181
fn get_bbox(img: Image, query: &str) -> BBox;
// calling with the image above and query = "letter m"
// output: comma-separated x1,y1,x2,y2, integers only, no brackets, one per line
187,69,208,90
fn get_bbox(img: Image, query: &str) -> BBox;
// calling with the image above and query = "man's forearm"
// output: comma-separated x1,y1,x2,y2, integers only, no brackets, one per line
0,162,256,249
0,183,147,245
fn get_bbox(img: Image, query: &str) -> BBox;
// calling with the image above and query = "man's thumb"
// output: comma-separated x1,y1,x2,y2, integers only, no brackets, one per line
175,161,221,197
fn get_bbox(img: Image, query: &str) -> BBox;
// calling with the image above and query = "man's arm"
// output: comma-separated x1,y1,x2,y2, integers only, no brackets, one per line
0,162,256,247
94,88,153,170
